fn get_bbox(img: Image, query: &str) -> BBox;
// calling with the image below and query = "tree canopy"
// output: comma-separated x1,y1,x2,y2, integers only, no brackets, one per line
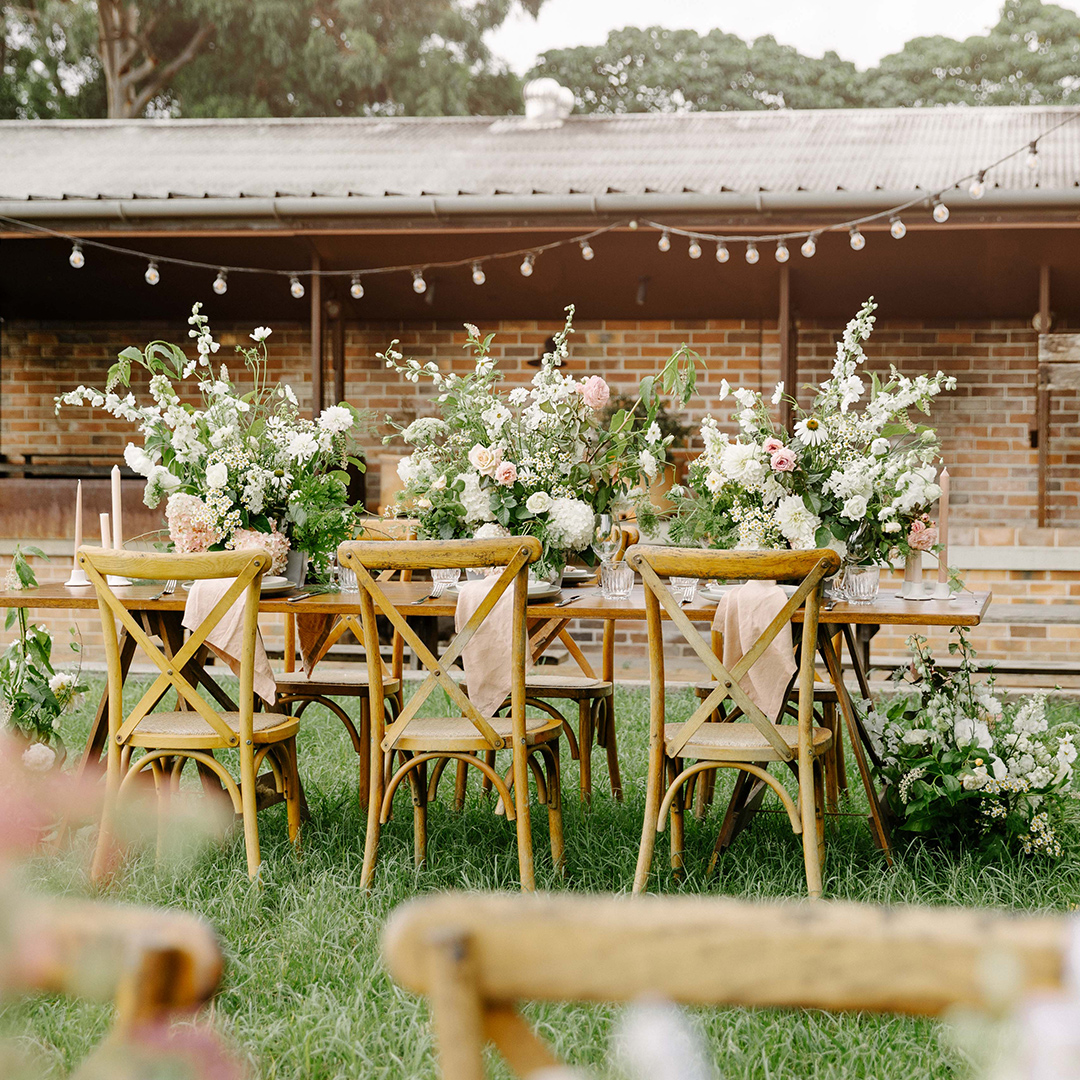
1,0,545,119
529,1,1080,113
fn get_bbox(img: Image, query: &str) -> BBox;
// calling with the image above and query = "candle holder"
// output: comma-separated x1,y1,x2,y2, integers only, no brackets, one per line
899,551,930,600
106,574,133,587
932,580,954,600
64,564,92,587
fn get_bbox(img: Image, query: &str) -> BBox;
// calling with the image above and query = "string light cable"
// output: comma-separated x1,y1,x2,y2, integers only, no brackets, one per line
0,109,1075,289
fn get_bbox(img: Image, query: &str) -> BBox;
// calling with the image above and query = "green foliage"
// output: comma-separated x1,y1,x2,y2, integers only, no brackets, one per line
532,2,1080,113
2,0,546,119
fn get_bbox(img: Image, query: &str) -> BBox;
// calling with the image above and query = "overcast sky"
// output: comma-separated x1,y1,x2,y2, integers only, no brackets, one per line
487,0,1080,73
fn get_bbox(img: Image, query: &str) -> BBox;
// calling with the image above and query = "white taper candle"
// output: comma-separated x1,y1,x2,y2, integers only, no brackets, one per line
111,465,124,549
100,512,111,549
937,467,950,583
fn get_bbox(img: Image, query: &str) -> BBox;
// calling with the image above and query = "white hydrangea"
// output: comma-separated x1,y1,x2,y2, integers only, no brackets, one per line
460,471,494,523
473,522,510,540
545,497,595,551
22,743,56,772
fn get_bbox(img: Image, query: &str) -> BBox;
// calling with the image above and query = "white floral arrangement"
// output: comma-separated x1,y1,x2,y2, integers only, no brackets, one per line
874,631,1077,857
381,307,699,574
57,304,366,579
669,298,957,571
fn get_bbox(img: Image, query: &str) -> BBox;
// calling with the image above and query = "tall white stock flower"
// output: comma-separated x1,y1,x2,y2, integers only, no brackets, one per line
546,497,595,550
638,448,659,480
775,494,821,549
645,421,662,444
123,442,158,477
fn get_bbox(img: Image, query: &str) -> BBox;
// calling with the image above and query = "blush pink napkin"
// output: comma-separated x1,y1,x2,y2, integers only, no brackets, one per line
455,575,528,719
710,580,797,723
182,578,277,705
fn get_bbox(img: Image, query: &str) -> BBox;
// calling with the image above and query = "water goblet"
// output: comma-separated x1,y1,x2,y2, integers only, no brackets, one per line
592,513,622,566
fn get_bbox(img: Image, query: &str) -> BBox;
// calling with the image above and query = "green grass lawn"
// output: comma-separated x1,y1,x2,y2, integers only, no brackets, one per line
5,679,1080,1079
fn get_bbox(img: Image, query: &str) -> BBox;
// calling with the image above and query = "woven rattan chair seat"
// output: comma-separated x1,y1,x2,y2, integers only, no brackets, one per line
693,680,837,702
274,668,401,697
523,672,613,698
127,709,299,744
391,710,563,753
664,721,833,763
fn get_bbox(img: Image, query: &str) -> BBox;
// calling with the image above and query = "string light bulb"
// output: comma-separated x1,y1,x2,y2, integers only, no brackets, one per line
212,269,228,294
657,230,671,253
579,240,595,261
775,240,790,263
849,227,866,251
289,275,304,299
715,241,730,263
519,253,535,277
471,262,485,285
411,270,427,294
800,235,817,258
687,239,702,259
969,171,986,199
745,242,759,265
144,261,160,286
350,275,364,299
68,242,85,269
932,198,950,223
889,216,906,240
1026,142,1039,170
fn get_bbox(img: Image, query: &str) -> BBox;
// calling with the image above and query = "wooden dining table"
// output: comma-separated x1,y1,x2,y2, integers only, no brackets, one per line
0,580,991,859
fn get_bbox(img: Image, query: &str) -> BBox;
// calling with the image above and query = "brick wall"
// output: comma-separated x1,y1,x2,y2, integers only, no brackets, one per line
3,315,1079,673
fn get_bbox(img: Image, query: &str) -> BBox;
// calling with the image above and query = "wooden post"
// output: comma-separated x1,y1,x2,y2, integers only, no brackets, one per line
778,262,797,432
1036,264,1051,526
330,299,345,405
310,253,323,420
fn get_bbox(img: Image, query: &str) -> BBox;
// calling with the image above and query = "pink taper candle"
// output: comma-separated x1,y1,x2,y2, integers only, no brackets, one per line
937,466,950,583
111,465,124,549
72,480,83,560
100,512,111,550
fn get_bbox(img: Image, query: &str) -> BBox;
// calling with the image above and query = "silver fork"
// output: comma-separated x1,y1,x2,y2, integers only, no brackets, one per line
680,584,695,605
417,580,450,603
150,578,177,601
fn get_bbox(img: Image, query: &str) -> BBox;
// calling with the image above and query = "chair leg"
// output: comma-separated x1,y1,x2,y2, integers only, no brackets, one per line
814,757,827,862
408,755,429,869
239,740,262,880
284,739,302,846
668,757,685,878
453,756,469,811
512,738,536,893
360,736,384,890
632,740,666,894
800,756,824,900
480,750,496,796
578,699,592,803
601,695,623,801
828,701,848,794
707,770,752,876
357,700,371,811
542,744,565,876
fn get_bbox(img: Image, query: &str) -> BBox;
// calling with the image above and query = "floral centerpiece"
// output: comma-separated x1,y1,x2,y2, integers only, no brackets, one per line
381,306,700,576
56,304,366,581
872,630,1077,857
669,298,957,577
1,547,85,771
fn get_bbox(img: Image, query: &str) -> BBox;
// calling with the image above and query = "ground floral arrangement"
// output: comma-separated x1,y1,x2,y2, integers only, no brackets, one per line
56,304,366,579
872,630,1078,857
382,307,699,574
669,297,956,576
0,547,84,771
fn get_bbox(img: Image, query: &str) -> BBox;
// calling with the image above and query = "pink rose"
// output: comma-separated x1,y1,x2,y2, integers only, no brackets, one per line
770,447,798,472
467,443,502,477
494,461,518,486
579,375,610,410
762,437,784,454
908,519,939,551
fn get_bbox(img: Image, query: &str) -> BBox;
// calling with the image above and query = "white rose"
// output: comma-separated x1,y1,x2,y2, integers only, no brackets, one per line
841,495,868,521
432,475,447,491
526,491,553,514
206,461,228,489
22,743,56,772
467,444,501,478
884,521,901,534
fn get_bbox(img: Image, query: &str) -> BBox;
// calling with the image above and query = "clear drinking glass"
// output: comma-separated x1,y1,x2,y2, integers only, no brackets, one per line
601,561,634,600
670,576,699,602
592,513,622,565
431,567,462,588
333,555,358,592
843,564,880,604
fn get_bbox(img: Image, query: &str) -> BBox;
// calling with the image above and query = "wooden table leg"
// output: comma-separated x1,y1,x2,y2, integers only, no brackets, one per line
818,631,893,862
79,627,137,776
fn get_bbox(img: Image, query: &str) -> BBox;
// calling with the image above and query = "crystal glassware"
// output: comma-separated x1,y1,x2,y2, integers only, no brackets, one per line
592,513,622,565
670,576,698,603
600,561,634,600
431,567,462,588
843,564,880,604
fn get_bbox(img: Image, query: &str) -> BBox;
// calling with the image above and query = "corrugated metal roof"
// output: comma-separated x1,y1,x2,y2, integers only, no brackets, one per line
1,107,1078,202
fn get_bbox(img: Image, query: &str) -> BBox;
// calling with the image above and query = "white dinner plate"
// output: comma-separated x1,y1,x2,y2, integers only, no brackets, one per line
448,580,562,601
700,583,799,603
561,567,594,583
181,575,296,593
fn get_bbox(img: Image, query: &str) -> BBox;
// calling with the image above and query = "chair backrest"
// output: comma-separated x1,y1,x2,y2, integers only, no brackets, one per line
625,545,840,763
79,548,267,749
383,891,1069,1079
338,537,542,752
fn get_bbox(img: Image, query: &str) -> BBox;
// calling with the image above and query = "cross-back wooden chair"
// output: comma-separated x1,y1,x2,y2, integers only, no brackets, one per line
338,536,565,892
274,518,416,808
625,544,840,898
487,523,639,806
80,547,301,881
383,891,1069,1080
